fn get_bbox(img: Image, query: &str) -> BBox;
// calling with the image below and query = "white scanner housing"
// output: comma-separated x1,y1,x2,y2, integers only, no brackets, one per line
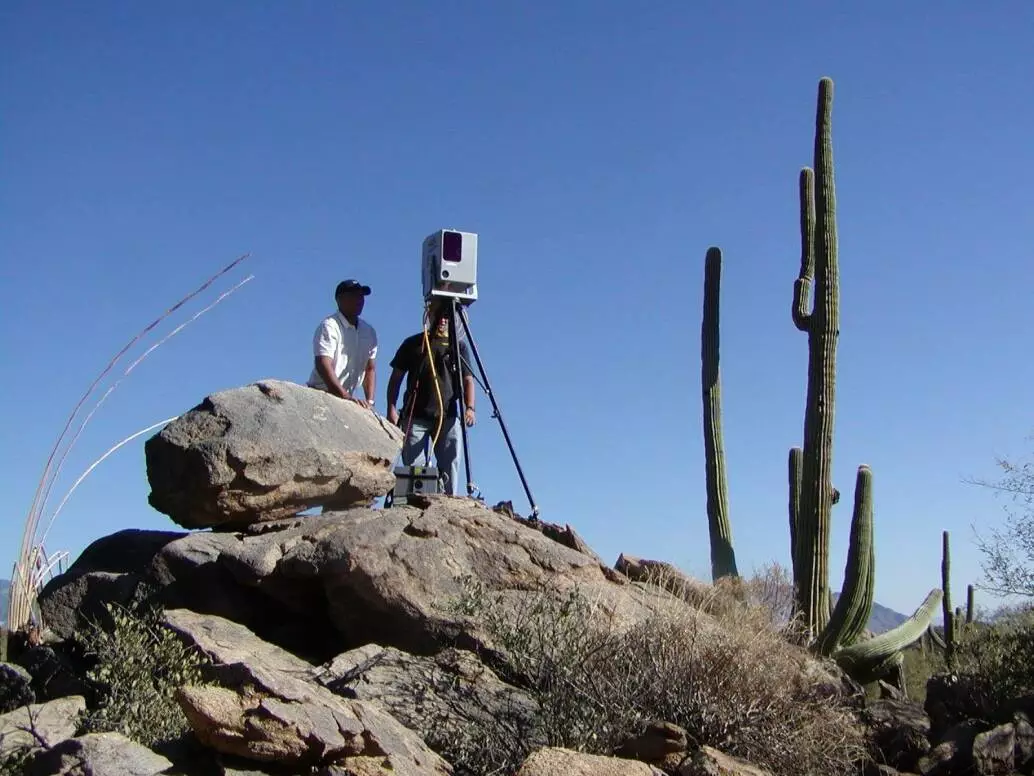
422,229,478,304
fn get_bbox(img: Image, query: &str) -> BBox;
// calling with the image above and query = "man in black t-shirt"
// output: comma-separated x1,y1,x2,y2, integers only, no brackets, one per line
385,302,476,495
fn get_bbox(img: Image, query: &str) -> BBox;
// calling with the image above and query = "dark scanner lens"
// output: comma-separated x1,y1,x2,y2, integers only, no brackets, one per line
442,231,462,263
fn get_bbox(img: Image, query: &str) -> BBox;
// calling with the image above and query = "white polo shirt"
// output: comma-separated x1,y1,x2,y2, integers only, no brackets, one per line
306,312,378,395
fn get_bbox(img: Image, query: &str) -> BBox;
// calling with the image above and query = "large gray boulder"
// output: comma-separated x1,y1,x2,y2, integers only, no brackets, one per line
145,379,404,529
149,496,689,661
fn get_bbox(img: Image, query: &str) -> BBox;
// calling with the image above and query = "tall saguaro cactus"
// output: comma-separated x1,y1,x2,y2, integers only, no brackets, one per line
791,76,841,638
942,530,956,670
784,78,941,681
701,246,738,580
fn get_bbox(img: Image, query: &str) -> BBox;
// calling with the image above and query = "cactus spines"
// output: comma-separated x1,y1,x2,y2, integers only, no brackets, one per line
814,464,875,655
833,588,943,681
942,530,956,670
702,246,738,581
791,76,841,639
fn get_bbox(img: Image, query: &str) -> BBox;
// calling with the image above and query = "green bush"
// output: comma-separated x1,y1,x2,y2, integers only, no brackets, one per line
75,601,210,749
955,604,1034,707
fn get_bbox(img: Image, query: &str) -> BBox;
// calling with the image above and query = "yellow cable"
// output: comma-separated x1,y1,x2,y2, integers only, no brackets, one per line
422,301,446,451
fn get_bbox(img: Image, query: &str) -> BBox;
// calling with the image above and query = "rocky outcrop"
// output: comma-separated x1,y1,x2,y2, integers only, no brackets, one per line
144,495,692,663
144,379,404,529
13,378,1034,776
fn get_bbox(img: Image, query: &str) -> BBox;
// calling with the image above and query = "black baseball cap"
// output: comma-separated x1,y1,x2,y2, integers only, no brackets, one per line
335,279,371,296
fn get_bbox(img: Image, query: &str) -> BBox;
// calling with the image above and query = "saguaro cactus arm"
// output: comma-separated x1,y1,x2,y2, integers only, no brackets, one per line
788,447,803,581
833,588,943,680
701,246,738,580
814,465,875,655
792,167,816,332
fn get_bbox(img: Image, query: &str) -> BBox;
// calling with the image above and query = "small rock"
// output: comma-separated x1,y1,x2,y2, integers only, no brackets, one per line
0,662,35,714
613,721,689,772
972,722,1016,775
918,719,981,775
861,698,931,772
677,745,772,776
516,747,667,775
1014,712,1034,772
26,731,172,776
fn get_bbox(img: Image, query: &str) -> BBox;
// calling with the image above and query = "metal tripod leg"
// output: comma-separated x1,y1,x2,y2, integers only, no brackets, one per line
446,300,475,497
454,304,540,519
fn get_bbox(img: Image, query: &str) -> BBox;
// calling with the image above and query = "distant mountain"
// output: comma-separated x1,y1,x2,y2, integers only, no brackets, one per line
831,592,908,634
0,578,9,627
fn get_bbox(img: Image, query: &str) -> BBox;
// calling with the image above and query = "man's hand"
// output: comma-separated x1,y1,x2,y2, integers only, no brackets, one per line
464,406,476,427
387,406,400,426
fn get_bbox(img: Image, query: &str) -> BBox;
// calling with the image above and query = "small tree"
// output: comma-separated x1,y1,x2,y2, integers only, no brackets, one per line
971,448,1034,600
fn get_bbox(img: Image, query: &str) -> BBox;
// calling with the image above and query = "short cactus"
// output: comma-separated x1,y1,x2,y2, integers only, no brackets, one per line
701,246,738,581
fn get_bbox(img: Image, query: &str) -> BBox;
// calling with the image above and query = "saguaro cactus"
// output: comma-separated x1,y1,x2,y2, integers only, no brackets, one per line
785,78,941,681
942,530,956,670
790,76,841,638
701,246,738,581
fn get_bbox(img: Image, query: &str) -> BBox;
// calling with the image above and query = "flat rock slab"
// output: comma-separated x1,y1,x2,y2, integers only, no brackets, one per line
0,696,85,756
145,379,405,529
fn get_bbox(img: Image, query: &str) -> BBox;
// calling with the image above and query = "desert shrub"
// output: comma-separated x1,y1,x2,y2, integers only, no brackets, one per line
900,643,944,704
954,603,1034,707
74,600,210,748
0,745,33,776
441,574,868,776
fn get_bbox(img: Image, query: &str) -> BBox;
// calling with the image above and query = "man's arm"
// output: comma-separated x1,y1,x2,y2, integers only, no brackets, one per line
386,367,406,425
362,358,376,406
315,356,350,400
460,342,476,425
312,321,353,400
385,337,414,425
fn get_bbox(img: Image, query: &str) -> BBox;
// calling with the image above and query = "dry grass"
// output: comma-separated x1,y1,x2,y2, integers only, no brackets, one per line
441,566,869,776
6,255,253,636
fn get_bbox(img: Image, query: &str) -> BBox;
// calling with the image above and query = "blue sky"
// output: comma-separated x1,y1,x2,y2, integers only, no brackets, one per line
2,1,1032,620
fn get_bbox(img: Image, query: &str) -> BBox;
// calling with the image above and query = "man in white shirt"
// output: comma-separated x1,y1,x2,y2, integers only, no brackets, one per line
306,279,378,408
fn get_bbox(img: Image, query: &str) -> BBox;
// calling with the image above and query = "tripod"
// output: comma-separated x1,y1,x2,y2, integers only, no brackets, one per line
441,296,540,520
